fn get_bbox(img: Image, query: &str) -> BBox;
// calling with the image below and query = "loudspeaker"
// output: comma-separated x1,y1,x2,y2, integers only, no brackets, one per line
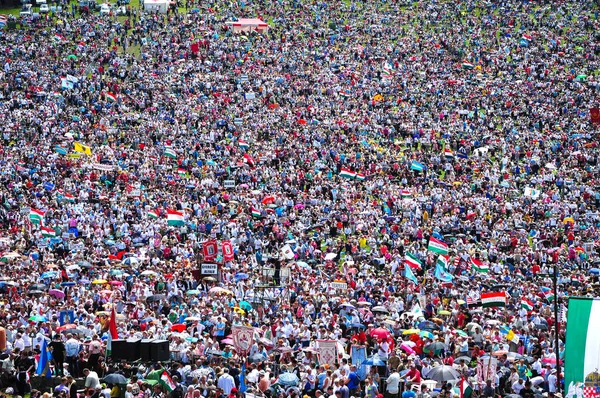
111,339,128,361
140,339,154,361
150,340,170,361
125,338,141,361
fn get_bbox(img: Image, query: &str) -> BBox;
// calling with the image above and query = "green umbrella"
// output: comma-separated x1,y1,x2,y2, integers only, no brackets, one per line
239,300,252,311
29,315,47,322
145,369,165,381
576,74,587,80
456,329,468,338
575,46,584,52
186,289,200,295
67,54,77,60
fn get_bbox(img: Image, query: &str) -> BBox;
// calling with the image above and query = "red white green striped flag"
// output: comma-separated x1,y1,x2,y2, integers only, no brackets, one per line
250,207,261,218
166,209,184,226
148,210,159,219
481,292,507,308
428,237,449,255
521,298,534,311
405,252,422,269
177,168,188,178
160,371,176,392
401,189,411,199
30,208,45,225
41,226,56,238
106,92,117,102
339,168,357,179
470,257,489,273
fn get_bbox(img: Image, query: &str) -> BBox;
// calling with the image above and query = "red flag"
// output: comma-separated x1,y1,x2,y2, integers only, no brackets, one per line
109,307,118,339
222,241,234,262
203,240,218,261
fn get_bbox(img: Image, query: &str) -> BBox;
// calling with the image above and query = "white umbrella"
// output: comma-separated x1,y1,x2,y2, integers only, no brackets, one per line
325,253,337,261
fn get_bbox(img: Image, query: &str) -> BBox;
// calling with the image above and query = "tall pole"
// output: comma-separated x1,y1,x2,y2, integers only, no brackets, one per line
553,263,561,394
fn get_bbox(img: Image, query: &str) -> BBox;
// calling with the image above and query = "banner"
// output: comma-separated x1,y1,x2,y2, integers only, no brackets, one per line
476,357,497,387
591,108,600,124
317,340,337,366
351,345,367,380
222,241,234,262
203,240,218,261
231,325,254,354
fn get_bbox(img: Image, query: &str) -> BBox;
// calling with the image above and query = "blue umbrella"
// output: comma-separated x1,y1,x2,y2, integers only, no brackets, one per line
589,268,600,275
43,182,55,191
350,323,365,329
362,356,386,366
239,301,252,311
41,271,57,279
61,282,76,286
78,278,90,284
234,272,249,281
278,372,299,386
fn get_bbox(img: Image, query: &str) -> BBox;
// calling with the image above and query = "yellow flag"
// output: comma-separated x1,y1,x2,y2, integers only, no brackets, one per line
74,142,92,156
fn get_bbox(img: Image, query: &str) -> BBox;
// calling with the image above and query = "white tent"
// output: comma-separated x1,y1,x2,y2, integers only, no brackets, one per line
226,18,269,33
143,0,169,13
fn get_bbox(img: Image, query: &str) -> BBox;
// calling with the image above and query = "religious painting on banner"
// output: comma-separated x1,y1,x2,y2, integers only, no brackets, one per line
222,240,234,262
203,240,218,261
317,340,337,366
590,108,600,124
351,345,367,380
231,325,254,354
476,357,497,387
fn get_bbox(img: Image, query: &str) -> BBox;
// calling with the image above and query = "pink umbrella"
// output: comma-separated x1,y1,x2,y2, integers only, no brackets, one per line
400,344,415,355
370,328,391,340
48,289,65,299
222,338,234,346
109,281,123,286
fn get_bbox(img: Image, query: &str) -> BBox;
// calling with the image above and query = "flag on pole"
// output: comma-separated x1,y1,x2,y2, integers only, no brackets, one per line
148,210,159,219
73,142,92,156
339,168,357,179
459,377,473,398
428,237,449,255
160,371,176,392
41,226,56,238
444,148,455,159
250,207,261,218
541,287,555,302
410,161,425,171
106,92,117,102
470,257,489,273
30,208,45,225
436,255,450,271
521,298,534,311
462,62,474,70
177,168,188,178
164,146,177,159
405,253,422,269
239,362,247,393
404,264,418,284
401,189,411,199
36,339,53,378
564,298,600,390
106,307,118,358
481,292,507,308
167,209,184,226
238,139,249,150
434,261,454,283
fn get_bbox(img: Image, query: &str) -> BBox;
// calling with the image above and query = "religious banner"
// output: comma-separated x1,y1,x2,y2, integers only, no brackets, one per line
317,340,337,366
351,345,367,380
590,108,600,124
476,356,498,387
231,325,254,354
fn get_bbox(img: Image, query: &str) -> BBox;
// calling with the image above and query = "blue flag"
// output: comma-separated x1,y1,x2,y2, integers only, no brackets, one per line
36,339,53,378
404,265,418,284
239,362,247,393
434,263,454,283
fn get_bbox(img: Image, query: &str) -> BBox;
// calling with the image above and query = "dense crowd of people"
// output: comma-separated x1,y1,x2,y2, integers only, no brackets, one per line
0,0,597,397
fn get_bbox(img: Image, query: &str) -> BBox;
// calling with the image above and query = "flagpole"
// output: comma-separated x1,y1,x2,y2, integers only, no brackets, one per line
553,263,561,394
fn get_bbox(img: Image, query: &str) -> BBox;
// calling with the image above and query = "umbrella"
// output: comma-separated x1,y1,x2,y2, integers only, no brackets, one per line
278,372,299,386
28,290,44,295
202,276,217,282
418,321,438,330
48,289,65,299
186,290,200,295
372,306,389,313
362,356,386,366
185,316,200,322
172,324,186,332
92,279,107,285
402,329,421,335
67,54,77,60
249,353,267,363
122,257,140,266
424,342,447,354
78,260,92,268
589,268,600,275
239,301,252,311
103,374,128,384
61,282,76,287
259,338,273,347
438,310,451,315
399,344,416,355
209,287,233,295
109,281,123,286
146,294,166,302
535,323,548,331
493,350,509,356
419,331,435,339
370,327,391,340
324,253,337,261
234,273,249,280
140,270,158,276
29,315,47,322
357,301,372,306
29,283,48,291
455,330,468,338
426,365,460,382
41,271,58,279
465,322,481,332
56,324,77,332
339,302,356,309
455,356,472,363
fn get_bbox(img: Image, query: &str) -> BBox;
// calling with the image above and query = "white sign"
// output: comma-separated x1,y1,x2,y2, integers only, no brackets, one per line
223,180,236,188
201,263,218,275
331,282,347,290
244,92,256,100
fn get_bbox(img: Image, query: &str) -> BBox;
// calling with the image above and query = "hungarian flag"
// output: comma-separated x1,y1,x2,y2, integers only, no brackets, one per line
339,168,357,179
564,298,600,390
428,237,449,255
41,227,56,238
250,207,261,218
160,370,176,392
541,286,555,302
444,148,454,159
177,168,188,178
106,307,119,358
459,377,473,398
470,257,489,273
481,292,507,308
355,172,366,181
405,253,422,269
401,189,411,199
382,63,394,79
522,34,532,43
462,62,474,70
164,146,177,159
30,208,45,225
148,210,159,219
521,298,534,311
166,209,184,226
436,255,449,271
106,92,117,102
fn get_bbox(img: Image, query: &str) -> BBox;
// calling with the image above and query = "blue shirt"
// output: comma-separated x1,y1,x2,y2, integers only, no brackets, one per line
402,391,417,398
347,372,360,389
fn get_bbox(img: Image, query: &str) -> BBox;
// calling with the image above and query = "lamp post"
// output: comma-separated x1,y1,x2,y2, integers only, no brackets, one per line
553,262,561,394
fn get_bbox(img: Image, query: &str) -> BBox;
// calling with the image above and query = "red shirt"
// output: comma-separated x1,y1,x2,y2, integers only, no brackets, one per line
405,368,421,383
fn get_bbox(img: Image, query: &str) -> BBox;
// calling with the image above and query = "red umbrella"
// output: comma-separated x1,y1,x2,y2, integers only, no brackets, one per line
171,324,186,332
56,324,77,332
370,328,391,340
262,195,275,205
297,119,307,125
